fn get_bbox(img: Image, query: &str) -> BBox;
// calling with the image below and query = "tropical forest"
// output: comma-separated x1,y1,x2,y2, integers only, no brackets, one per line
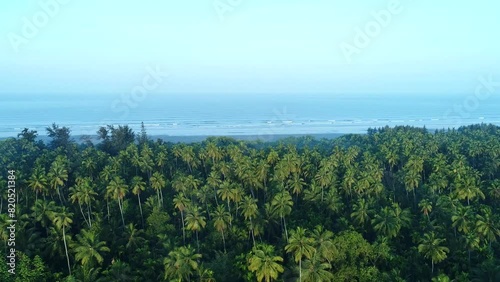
1,123,499,282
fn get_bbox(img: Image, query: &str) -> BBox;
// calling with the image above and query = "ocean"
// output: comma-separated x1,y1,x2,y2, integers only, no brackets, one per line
1,93,499,139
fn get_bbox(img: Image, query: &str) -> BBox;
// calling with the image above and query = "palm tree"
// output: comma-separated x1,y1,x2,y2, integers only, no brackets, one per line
451,205,474,234
285,227,316,282
31,199,58,229
311,225,336,263
301,254,334,282
150,171,166,208
51,207,73,275
27,166,47,202
240,195,259,245
418,232,450,274
217,181,234,215
231,184,244,215
69,178,91,228
81,155,97,179
180,145,199,173
248,244,284,282
287,173,306,199
350,198,373,227
185,205,207,251
211,205,231,252
475,207,500,247
419,199,433,221
48,157,69,204
130,176,146,225
455,178,485,205
122,223,146,251
206,141,223,165
487,179,500,203
164,245,202,282
431,274,451,282
271,190,293,241
372,207,399,238
106,176,128,228
71,229,110,267
156,145,169,174
174,192,191,244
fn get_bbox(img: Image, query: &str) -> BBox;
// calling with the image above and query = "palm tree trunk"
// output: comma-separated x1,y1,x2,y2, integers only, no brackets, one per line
156,190,161,209
62,226,71,275
196,231,200,252
57,187,63,204
283,215,289,242
87,204,92,227
118,199,126,228
106,199,110,221
160,189,164,206
79,202,89,227
213,188,219,205
181,210,186,244
299,259,302,282
431,259,434,274
137,194,144,227
250,218,256,246
221,229,226,253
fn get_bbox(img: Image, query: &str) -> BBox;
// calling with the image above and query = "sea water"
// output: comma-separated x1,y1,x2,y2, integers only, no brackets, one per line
0,93,499,138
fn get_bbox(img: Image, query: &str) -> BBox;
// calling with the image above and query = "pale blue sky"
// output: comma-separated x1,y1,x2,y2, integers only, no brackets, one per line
0,0,499,95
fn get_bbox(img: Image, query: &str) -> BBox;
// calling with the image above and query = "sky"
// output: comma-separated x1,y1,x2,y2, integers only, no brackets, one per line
0,0,499,95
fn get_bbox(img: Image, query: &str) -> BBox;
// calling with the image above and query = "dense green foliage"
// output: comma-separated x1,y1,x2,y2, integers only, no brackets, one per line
1,124,499,281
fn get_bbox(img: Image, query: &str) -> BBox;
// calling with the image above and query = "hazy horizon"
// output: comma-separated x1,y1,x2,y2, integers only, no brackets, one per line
1,0,499,95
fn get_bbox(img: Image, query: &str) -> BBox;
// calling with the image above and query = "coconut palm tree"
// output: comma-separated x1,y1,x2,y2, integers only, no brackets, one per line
301,254,334,282
174,192,191,244
31,199,58,230
130,176,146,225
27,166,47,202
163,245,202,282
106,176,128,228
69,178,91,228
211,205,231,252
372,206,399,238
418,232,449,274
51,207,73,275
271,190,293,241
455,177,485,205
351,198,373,227
240,195,259,245
452,205,474,234
285,227,315,282
475,207,500,247
217,181,234,215
419,199,433,221
150,171,166,208
48,157,69,204
311,225,336,263
125,223,146,250
248,244,284,282
71,229,110,267
185,205,207,251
